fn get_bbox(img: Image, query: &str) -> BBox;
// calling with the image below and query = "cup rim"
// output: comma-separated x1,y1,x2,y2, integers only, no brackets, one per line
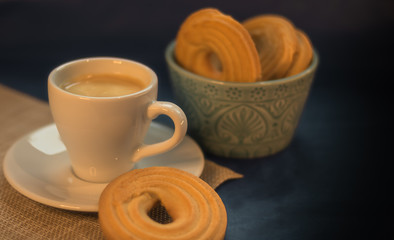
165,40,319,86
48,57,157,100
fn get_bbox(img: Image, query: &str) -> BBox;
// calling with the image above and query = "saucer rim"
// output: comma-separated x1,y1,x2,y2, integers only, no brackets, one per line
3,122,204,212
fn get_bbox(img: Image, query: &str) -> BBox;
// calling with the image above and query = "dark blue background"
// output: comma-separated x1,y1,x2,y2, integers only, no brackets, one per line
1,0,392,239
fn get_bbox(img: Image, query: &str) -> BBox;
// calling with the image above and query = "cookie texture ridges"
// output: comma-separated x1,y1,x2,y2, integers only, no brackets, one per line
99,167,227,240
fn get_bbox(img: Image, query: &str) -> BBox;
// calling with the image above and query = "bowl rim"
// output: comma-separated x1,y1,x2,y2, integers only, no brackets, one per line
165,40,319,87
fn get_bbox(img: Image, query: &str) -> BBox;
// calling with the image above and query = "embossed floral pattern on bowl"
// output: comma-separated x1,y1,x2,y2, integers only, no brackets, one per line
165,41,319,158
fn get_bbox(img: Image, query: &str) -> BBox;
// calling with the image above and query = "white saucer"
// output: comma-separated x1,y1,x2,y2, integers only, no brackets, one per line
3,122,204,212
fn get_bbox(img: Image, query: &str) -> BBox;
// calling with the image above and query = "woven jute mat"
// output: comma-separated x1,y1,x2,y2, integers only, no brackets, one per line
0,84,243,239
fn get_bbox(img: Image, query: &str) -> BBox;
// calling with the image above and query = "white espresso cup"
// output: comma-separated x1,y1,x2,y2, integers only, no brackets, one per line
48,57,187,183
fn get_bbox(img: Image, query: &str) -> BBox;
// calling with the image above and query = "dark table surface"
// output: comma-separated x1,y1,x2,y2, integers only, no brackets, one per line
1,0,392,239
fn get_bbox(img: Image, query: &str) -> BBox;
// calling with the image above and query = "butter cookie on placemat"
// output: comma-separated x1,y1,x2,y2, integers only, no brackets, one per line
99,167,227,240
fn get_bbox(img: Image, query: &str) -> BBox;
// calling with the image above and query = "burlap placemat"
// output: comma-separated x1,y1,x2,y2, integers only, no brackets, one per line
0,84,242,239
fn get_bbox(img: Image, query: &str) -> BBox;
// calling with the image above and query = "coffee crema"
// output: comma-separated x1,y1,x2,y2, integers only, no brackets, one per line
60,73,146,97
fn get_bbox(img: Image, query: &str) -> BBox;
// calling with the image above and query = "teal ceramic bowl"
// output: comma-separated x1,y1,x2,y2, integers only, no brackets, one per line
165,41,318,158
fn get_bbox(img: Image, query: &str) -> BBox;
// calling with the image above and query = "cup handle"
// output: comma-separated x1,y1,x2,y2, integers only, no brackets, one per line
131,101,188,163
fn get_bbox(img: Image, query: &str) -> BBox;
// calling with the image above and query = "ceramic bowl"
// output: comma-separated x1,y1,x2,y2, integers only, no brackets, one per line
165,41,319,158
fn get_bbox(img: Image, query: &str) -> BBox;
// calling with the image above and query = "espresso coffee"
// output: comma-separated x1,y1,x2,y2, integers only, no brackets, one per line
60,73,146,97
